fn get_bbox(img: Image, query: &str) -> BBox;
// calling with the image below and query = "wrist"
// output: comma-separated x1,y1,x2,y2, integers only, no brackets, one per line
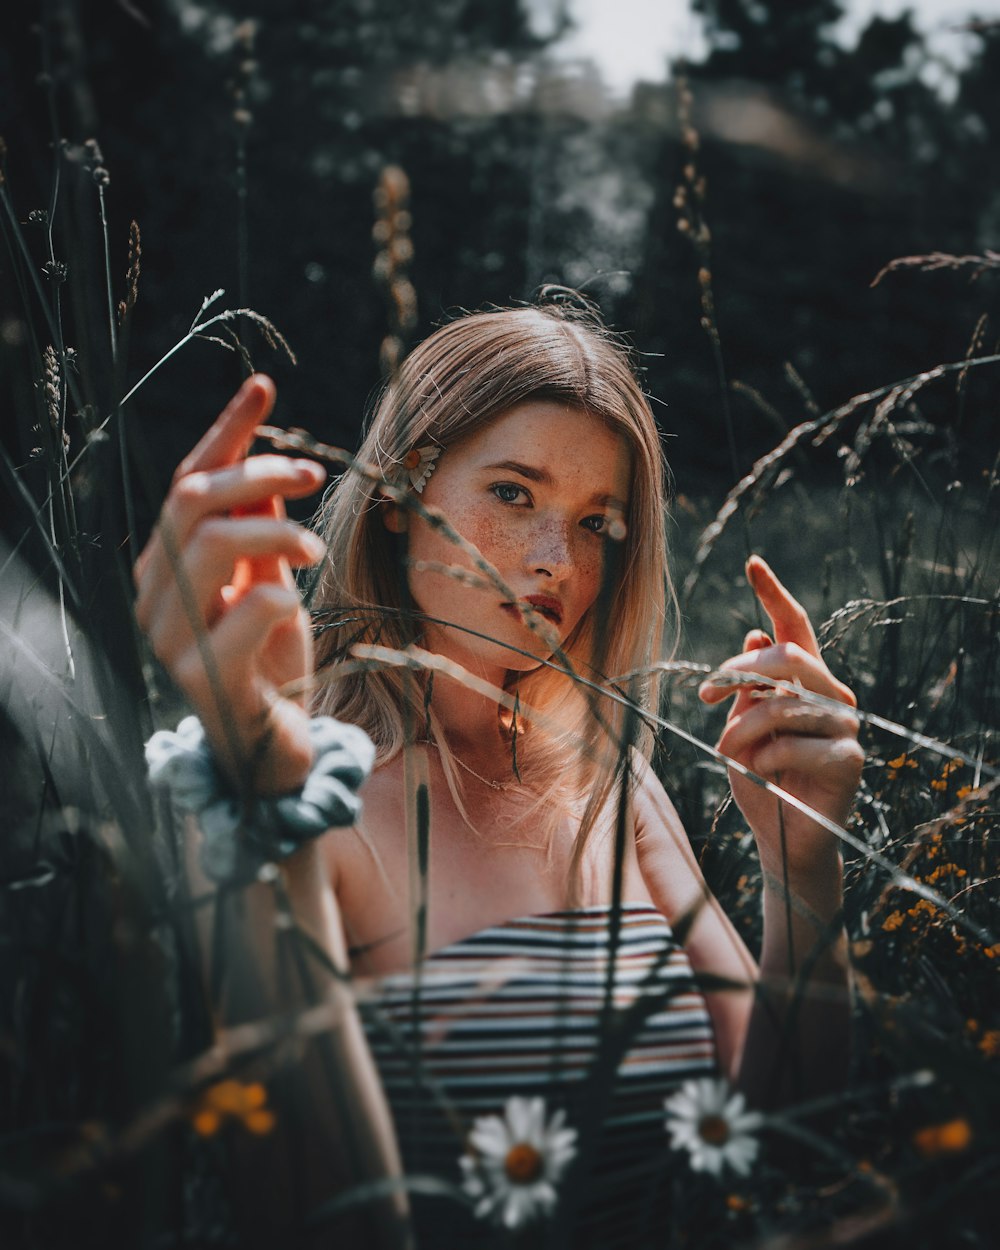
759,847,844,909
146,715,375,884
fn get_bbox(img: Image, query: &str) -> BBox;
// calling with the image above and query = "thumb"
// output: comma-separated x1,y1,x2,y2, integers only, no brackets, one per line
727,628,773,720
744,628,772,652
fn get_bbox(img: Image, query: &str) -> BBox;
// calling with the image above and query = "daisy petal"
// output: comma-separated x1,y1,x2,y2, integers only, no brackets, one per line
664,1077,763,1180
460,1095,577,1228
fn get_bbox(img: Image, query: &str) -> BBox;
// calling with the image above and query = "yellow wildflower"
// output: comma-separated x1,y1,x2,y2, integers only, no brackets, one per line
882,911,906,932
887,754,918,770
925,864,967,884
931,761,963,792
913,1119,972,1158
191,1079,275,1137
192,1108,222,1137
979,1031,1000,1059
241,1082,268,1110
205,1080,247,1115
244,1108,277,1135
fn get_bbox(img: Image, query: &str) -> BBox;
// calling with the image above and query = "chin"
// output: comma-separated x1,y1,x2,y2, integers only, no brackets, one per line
422,625,550,681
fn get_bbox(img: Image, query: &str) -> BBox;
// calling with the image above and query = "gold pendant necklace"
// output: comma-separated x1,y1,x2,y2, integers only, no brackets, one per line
450,752,514,791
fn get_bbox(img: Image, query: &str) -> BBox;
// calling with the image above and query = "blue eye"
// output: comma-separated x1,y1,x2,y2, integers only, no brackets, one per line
491,483,529,505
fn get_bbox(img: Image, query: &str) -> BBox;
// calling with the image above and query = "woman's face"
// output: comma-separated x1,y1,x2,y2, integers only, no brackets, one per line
400,400,632,682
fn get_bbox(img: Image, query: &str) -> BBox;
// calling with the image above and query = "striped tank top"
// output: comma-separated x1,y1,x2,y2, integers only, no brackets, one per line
361,903,717,1248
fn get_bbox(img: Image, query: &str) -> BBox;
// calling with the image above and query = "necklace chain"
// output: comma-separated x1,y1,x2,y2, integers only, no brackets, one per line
450,752,514,791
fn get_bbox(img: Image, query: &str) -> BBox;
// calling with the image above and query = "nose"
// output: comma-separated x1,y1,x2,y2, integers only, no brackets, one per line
525,516,574,580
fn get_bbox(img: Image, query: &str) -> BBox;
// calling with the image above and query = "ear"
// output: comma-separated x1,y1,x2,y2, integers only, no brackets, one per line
380,492,409,534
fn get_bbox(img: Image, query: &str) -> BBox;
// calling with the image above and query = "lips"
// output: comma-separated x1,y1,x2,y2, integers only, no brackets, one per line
501,595,563,626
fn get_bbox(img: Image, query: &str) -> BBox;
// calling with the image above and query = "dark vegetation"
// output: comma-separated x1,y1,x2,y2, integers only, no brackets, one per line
1,1,998,1246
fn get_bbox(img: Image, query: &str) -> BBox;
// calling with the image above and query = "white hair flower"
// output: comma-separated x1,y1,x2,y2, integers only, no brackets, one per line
401,444,441,493
664,1078,765,1178
459,1095,578,1229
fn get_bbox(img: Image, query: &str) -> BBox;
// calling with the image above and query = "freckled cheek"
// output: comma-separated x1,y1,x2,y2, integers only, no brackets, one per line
572,548,605,610
469,516,512,555
448,506,521,568
407,503,507,580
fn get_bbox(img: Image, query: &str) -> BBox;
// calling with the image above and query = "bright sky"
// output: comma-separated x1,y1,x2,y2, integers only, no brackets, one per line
533,0,997,98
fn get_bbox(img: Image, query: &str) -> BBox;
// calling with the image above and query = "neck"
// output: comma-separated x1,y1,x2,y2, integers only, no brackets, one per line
425,667,516,775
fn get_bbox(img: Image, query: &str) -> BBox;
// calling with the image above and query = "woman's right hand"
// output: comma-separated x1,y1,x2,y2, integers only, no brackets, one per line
134,375,328,795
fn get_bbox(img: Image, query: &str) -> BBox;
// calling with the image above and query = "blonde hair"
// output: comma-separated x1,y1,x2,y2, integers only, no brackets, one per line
311,296,673,881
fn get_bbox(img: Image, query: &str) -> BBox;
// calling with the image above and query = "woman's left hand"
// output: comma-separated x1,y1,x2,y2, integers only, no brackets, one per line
699,555,864,881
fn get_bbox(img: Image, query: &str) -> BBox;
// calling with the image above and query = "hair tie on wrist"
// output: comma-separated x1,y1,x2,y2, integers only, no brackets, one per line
145,715,376,884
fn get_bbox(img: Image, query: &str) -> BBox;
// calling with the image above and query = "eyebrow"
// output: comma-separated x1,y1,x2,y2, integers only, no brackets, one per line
481,460,627,510
483,460,551,483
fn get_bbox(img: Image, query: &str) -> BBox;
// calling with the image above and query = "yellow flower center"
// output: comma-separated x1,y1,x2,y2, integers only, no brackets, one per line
504,1142,544,1184
404,449,421,470
698,1114,731,1146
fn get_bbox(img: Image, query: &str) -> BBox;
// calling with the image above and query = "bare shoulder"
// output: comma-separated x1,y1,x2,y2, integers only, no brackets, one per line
319,756,406,896
631,756,682,828
631,758,699,865
630,756,711,921
631,755,759,1001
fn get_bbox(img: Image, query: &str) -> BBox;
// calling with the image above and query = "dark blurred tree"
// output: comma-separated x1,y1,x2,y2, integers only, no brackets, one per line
626,0,995,484
691,0,846,100
952,22,1000,248
0,0,570,547
692,0,959,156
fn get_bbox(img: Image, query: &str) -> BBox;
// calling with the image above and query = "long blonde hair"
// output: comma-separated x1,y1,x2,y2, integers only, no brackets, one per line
311,296,673,876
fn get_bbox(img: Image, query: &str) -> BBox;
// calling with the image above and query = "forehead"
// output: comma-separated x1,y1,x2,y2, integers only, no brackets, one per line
453,400,631,490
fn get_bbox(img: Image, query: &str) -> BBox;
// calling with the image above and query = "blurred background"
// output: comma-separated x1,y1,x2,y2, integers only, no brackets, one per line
2,0,999,502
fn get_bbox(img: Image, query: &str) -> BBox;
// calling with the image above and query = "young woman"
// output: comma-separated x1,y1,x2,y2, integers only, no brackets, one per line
135,299,863,1247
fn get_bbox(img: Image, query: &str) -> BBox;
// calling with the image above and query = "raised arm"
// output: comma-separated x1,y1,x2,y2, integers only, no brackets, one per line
134,376,410,1247
636,555,861,1111
699,555,862,1107
134,374,322,792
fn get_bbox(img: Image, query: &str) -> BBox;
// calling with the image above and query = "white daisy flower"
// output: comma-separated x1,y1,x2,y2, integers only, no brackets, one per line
401,444,441,493
664,1078,765,1178
459,1095,578,1229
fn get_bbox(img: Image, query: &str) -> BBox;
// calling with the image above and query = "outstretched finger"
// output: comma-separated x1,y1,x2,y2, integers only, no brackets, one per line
746,554,821,659
173,581,303,703
743,734,865,790
717,696,860,761
175,374,277,480
171,583,314,793
724,628,772,723
149,456,326,556
700,640,856,708
228,490,325,591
